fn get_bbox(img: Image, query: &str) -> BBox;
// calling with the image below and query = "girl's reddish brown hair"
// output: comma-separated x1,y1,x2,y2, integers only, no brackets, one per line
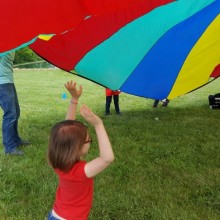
48,120,88,172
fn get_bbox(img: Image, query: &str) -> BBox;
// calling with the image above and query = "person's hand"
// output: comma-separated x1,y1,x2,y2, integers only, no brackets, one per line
80,105,102,127
65,81,82,101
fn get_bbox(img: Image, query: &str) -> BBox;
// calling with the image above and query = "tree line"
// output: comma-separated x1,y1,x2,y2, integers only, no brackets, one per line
14,47,42,65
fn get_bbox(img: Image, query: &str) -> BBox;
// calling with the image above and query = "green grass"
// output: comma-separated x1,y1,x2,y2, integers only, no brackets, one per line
0,69,220,220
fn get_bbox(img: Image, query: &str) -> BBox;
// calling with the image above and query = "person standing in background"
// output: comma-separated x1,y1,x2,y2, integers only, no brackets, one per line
105,88,121,115
0,52,29,156
153,99,169,108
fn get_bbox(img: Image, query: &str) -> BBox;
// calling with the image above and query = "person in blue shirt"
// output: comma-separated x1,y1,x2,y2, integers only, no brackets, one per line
0,52,29,155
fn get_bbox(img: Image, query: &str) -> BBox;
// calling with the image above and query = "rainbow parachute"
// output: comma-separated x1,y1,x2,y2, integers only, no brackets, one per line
2,0,220,100
0,0,142,54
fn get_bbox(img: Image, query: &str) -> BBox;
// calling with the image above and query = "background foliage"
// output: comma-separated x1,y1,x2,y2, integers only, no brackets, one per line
14,47,42,64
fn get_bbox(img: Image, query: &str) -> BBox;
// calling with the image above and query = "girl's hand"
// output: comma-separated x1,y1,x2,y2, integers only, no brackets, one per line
65,81,82,100
80,105,102,127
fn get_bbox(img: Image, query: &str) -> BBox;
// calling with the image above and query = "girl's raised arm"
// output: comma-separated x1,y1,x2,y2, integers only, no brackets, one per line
65,81,82,120
80,105,114,178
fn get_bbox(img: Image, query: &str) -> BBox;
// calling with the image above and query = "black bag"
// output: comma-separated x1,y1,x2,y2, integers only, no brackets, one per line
209,93,220,109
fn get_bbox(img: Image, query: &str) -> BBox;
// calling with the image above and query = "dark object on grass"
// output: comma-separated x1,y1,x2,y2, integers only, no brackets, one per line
209,93,220,109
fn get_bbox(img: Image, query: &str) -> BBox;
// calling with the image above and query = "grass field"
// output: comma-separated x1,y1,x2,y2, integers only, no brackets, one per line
0,69,220,220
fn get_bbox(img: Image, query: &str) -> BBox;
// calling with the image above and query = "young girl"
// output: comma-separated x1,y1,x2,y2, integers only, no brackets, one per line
47,81,114,220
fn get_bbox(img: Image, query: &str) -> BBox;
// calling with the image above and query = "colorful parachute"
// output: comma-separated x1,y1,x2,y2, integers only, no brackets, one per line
0,0,142,54
2,0,220,100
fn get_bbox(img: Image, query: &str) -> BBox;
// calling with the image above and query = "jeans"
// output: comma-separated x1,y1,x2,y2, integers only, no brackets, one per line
105,95,120,114
47,211,62,220
0,83,22,153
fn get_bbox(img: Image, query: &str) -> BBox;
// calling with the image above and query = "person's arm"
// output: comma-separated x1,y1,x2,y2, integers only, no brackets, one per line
80,105,114,178
65,81,82,120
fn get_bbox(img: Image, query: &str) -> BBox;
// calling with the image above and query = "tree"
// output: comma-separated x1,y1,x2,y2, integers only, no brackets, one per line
14,47,42,64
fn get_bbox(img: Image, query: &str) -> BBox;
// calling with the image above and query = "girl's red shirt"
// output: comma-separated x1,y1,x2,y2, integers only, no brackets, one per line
53,161,94,220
